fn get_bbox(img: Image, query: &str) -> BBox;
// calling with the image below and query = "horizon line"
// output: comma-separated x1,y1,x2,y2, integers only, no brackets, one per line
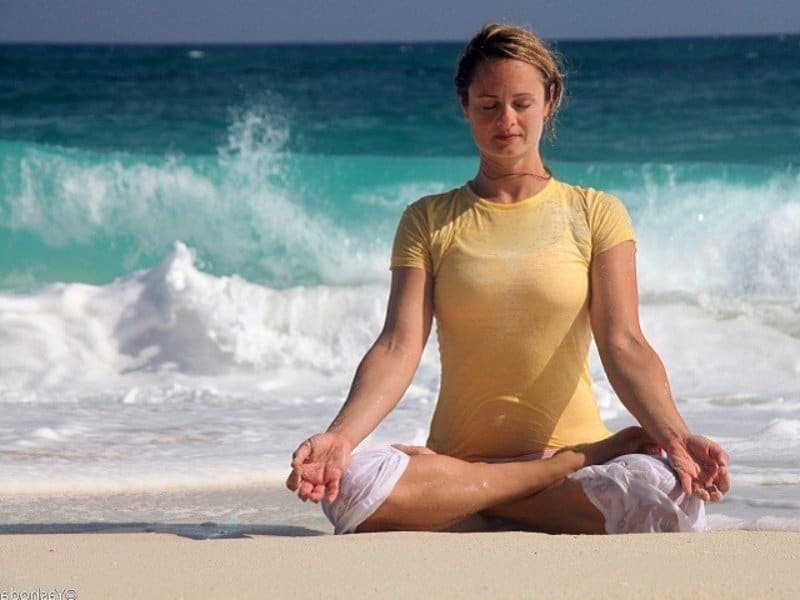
1,30,799,47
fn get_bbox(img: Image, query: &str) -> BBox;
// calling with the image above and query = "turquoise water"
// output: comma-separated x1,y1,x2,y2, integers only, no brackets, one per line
1,38,799,527
2,37,799,291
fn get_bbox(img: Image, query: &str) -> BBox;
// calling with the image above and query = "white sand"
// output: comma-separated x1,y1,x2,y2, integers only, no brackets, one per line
1,531,799,599
1,486,798,599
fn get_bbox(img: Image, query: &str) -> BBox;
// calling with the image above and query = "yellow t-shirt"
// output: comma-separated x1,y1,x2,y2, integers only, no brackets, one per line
391,178,636,460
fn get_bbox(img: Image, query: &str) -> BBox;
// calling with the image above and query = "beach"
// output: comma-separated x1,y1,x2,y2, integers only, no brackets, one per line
1,41,799,526
1,36,800,597
1,486,799,599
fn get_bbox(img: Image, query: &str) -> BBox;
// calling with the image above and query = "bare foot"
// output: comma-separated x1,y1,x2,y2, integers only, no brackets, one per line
577,426,661,466
391,443,437,456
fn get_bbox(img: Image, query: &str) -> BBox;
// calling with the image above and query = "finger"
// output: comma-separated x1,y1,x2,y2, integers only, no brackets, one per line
715,466,731,494
286,468,301,491
708,444,729,466
309,483,326,503
675,468,693,497
326,476,340,504
291,440,312,466
323,466,343,503
692,483,710,502
699,462,719,487
298,480,315,501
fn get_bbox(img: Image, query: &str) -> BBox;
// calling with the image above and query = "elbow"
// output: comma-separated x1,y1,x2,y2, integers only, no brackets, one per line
600,330,649,363
373,331,424,363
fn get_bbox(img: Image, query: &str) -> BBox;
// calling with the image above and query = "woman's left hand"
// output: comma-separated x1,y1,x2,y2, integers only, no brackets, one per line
590,242,731,503
665,434,730,502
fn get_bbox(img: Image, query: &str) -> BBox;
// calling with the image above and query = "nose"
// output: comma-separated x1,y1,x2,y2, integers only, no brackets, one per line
496,104,515,128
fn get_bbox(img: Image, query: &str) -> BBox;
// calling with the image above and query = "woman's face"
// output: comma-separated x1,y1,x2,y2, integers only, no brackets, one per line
462,59,551,164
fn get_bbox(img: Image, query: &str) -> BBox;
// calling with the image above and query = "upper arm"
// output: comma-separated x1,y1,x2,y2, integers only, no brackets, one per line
378,267,434,355
589,241,644,352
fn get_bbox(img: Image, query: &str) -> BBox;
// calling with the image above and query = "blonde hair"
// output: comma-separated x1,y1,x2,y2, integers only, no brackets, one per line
455,23,565,136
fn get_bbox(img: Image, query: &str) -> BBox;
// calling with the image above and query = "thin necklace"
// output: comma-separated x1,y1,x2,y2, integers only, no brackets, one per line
479,166,551,181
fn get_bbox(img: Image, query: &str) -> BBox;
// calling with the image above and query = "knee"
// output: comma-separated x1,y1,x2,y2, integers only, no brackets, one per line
322,446,410,534
573,454,706,534
617,455,706,533
625,455,682,498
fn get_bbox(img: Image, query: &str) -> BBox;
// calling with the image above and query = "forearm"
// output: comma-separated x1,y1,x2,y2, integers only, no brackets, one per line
326,337,422,447
599,337,689,448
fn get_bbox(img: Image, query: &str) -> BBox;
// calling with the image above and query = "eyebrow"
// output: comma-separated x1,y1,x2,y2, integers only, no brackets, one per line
475,92,535,99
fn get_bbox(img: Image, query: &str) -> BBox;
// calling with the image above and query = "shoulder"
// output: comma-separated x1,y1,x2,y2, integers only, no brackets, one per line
402,185,471,229
551,179,635,255
552,180,632,229
551,180,624,211
393,185,473,274
405,186,465,213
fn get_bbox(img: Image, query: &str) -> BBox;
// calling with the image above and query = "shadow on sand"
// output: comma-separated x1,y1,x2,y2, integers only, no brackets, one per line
0,522,327,539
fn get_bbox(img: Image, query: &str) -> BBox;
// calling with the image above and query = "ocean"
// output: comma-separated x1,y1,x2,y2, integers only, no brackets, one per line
1,36,799,530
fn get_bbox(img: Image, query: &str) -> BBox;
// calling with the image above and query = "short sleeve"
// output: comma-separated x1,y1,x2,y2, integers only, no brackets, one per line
390,203,432,272
588,192,637,256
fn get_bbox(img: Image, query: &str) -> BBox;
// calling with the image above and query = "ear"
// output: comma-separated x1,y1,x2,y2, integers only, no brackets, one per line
544,83,556,120
460,99,469,120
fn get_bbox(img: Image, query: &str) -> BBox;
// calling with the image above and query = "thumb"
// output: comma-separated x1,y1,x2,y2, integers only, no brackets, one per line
677,469,693,497
668,455,697,497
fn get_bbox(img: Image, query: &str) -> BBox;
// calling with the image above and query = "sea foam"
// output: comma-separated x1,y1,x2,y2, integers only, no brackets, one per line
3,133,800,304
0,241,797,533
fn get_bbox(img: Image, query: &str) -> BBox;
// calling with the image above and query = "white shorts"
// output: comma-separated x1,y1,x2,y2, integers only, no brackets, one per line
321,446,410,535
570,453,706,533
322,446,706,534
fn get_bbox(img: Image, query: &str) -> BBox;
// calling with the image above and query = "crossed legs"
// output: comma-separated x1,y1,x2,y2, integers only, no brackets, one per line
353,428,709,535
355,427,653,534
356,450,605,533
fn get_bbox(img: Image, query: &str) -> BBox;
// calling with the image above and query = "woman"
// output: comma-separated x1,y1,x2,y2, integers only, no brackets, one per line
286,23,730,534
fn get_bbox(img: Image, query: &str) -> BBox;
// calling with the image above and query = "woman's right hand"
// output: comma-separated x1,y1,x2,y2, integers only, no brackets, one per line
286,268,431,505
286,432,353,503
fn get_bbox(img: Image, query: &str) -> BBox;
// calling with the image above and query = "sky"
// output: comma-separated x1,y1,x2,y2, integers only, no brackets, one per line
1,0,799,43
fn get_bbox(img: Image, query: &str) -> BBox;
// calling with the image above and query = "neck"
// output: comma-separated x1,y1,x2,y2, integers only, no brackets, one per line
471,157,551,204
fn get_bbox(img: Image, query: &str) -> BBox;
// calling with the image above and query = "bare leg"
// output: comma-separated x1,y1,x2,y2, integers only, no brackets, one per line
483,478,606,534
357,451,581,532
357,427,648,533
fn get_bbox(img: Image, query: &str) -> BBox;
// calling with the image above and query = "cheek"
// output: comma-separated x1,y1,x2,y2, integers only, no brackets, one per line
524,110,547,131
469,121,486,141
467,114,490,134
